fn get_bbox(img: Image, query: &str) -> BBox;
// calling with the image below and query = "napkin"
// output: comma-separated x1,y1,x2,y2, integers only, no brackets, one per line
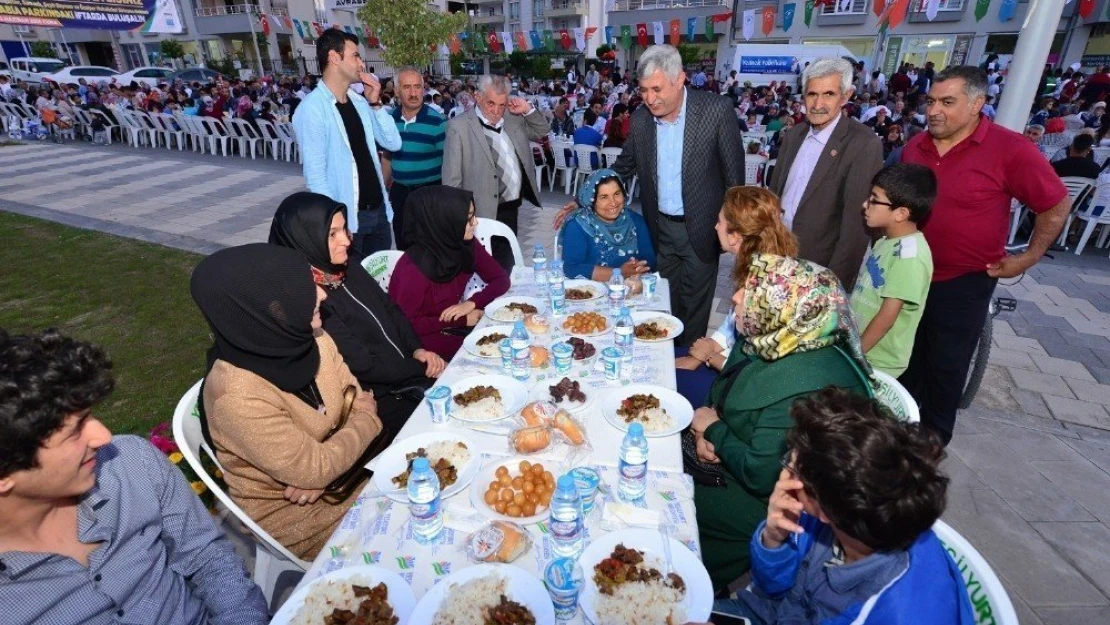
602,502,663,528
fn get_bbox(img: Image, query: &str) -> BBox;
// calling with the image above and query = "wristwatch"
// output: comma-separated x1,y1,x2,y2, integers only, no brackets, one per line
368,100,382,108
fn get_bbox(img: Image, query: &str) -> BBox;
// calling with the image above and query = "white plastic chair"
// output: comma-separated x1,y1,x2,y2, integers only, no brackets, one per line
1070,197,1110,255
550,137,575,194
201,117,232,156
171,380,309,612
600,146,623,168
153,113,185,150
88,109,119,144
742,131,768,147
360,250,404,292
1056,176,1096,247
256,118,285,160
463,273,488,300
933,520,1019,625
134,111,160,147
745,154,768,187
1040,131,1074,150
475,217,524,267
1093,147,1110,168
529,141,550,190
113,109,143,148
572,144,600,196
872,370,920,423
227,118,263,159
277,122,298,163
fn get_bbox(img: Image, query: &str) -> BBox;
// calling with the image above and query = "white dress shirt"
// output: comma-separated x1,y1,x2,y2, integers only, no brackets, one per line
781,112,843,230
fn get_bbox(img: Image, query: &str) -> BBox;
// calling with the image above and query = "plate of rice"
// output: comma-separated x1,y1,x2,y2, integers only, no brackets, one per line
462,325,515,359
487,296,546,323
371,432,480,503
630,311,684,343
271,565,416,625
579,529,712,625
599,385,693,437
449,375,528,422
409,563,555,625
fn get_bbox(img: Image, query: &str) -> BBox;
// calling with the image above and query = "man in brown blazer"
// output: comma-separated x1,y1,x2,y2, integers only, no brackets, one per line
769,58,883,290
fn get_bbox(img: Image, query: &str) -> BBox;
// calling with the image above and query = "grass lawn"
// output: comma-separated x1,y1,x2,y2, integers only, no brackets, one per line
0,212,211,435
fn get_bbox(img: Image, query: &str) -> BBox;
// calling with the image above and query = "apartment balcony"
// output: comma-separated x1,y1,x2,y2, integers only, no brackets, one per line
547,0,588,17
194,3,292,35
472,11,507,23
610,0,727,10
470,0,503,4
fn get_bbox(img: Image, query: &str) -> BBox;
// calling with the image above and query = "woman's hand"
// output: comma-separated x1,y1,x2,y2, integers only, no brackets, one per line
440,300,477,322
691,406,721,435
283,486,325,506
413,349,446,378
465,309,484,327
762,468,807,549
620,257,650,277
352,390,377,416
675,355,703,371
695,435,720,464
688,337,724,362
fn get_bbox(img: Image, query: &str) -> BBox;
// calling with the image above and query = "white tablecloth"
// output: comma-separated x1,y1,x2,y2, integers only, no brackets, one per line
295,271,701,624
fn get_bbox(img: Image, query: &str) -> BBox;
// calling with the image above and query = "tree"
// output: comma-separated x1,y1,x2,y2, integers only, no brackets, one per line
160,40,185,61
676,44,700,68
29,41,57,59
357,0,467,69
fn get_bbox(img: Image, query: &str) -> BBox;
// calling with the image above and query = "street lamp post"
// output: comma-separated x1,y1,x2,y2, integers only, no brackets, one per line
995,0,1067,133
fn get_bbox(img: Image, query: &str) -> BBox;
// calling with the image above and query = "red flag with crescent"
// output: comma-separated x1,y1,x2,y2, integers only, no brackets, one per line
560,29,573,49
762,7,775,35
636,23,648,46
259,13,271,36
488,31,501,53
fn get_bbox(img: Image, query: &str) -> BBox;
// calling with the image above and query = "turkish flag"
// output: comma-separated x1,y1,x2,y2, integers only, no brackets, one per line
560,29,573,49
516,31,529,51
281,15,292,29
762,7,775,35
888,0,910,27
585,26,598,39
636,23,648,46
311,22,323,36
873,0,886,16
259,13,271,36
1080,0,1095,17
669,19,680,45
449,34,460,54
488,31,501,53
711,11,734,22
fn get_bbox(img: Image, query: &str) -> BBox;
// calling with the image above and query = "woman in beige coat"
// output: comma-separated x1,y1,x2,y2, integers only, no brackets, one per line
191,244,384,560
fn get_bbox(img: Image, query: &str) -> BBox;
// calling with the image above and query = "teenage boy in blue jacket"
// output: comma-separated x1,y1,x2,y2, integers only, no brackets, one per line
715,387,975,625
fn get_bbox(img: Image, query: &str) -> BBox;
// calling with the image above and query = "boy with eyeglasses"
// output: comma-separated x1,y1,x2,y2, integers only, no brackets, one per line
850,163,937,377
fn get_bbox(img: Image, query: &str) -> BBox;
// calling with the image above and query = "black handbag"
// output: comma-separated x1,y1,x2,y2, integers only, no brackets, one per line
681,357,750,488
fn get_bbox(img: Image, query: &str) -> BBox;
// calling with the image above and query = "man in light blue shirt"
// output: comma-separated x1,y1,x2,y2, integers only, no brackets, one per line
293,29,401,255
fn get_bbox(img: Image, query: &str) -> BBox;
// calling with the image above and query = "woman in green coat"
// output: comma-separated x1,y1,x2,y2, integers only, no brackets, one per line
690,253,875,590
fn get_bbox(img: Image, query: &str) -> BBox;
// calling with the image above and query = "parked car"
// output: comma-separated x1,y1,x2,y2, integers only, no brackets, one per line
167,67,224,85
8,57,67,84
41,65,119,85
115,66,174,88
0,61,11,80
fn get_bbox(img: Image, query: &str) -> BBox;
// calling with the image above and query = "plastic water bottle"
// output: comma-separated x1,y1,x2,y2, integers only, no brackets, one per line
533,244,548,286
607,268,626,317
407,457,443,543
614,306,634,378
549,474,584,558
548,259,567,317
618,422,649,502
510,320,531,381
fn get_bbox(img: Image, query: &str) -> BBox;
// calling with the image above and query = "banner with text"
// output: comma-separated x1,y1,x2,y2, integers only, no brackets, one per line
0,0,183,33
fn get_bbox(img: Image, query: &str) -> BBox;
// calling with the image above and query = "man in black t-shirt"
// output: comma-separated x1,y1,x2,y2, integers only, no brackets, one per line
1052,133,1101,180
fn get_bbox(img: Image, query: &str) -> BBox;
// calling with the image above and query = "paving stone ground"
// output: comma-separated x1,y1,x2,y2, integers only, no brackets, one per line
5,140,1110,622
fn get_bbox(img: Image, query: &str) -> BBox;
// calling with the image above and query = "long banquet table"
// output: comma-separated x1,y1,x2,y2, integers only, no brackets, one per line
293,270,702,623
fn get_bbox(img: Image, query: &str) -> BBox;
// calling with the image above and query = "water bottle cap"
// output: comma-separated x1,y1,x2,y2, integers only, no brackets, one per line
514,320,525,329
557,474,576,491
628,422,644,436
412,457,430,471
620,307,630,316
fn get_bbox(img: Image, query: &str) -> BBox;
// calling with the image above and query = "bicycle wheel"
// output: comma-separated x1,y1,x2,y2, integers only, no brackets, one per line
960,316,993,409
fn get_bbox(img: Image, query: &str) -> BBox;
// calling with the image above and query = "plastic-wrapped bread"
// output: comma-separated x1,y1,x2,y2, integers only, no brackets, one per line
552,409,586,446
520,401,556,427
510,425,551,454
466,520,533,563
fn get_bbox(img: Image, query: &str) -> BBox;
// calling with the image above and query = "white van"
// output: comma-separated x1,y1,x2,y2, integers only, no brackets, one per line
9,57,68,84
720,44,857,90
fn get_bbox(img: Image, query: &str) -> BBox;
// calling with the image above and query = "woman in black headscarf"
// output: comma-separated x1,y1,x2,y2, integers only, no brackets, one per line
270,191,445,442
388,186,510,359
191,243,383,560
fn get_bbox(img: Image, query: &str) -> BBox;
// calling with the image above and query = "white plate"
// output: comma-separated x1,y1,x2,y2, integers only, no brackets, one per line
370,432,481,503
559,312,612,338
461,325,515,359
271,565,416,625
487,295,547,323
469,457,554,525
449,375,529,422
630,311,684,343
530,376,595,413
579,529,713,625
599,385,694,438
564,278,605,302
409,563,555,625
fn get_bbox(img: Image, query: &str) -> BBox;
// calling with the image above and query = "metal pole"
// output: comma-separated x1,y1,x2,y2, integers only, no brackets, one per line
995,0,1066,132
248,5,264,78
16,30,29,57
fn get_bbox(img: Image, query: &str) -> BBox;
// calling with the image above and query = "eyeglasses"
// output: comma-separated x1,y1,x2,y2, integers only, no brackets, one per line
866,197,896,208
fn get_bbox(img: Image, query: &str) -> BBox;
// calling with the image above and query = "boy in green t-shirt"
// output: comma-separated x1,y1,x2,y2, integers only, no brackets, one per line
850,163,936,377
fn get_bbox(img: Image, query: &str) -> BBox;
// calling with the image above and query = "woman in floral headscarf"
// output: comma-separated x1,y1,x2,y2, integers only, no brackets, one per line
559,168,656,280
690,253,876,590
